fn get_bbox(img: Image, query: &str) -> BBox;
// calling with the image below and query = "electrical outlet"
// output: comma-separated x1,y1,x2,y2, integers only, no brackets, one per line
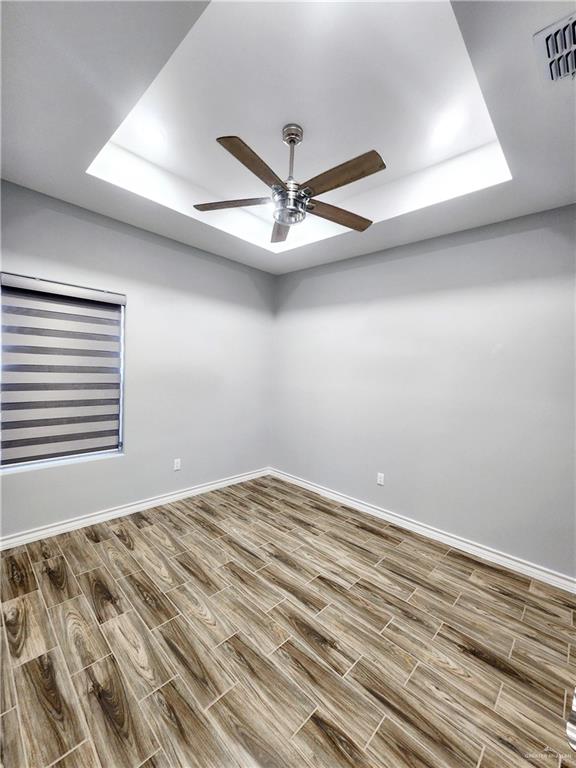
173,458,181,471
377,472,384,486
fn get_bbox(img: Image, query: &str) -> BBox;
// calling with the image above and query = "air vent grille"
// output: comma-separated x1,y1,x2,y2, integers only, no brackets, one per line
534,13,576,81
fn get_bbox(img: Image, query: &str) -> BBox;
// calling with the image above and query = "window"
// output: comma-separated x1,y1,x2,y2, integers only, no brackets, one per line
1,273,125,468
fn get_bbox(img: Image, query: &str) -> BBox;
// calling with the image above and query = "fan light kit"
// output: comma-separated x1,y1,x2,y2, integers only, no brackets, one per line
195,124,386,243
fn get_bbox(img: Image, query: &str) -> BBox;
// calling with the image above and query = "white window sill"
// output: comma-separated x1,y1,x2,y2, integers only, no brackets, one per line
0,449,125,475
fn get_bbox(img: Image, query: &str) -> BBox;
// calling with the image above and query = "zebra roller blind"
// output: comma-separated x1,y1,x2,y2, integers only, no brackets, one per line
1,273,125,467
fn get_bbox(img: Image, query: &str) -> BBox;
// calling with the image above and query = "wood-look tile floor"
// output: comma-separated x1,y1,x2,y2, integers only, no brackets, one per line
1,475,575,767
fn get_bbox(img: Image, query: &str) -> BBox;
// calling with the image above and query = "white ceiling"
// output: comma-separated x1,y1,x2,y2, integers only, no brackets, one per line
88,1,509,254
2,1,575,274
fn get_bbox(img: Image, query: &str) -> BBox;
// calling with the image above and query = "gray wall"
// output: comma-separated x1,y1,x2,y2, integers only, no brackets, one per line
0,183,274,536
272,206,575,577
2,183,574,578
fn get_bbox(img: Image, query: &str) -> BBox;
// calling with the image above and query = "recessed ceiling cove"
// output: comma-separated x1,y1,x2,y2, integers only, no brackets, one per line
87,1,511,253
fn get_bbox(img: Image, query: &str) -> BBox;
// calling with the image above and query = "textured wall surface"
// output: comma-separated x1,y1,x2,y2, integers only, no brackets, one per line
273,206,575,576
2,182,574,578
1,183,274,535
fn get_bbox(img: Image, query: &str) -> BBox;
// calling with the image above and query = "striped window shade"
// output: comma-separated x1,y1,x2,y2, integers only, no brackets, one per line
1,273,125,468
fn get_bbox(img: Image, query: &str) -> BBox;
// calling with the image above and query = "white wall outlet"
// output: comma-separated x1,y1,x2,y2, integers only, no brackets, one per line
173,458,181,471
377,472,384,486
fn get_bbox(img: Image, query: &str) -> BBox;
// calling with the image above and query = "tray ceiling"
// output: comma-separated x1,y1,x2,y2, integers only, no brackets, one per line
2,1,574,274
87,1,510,253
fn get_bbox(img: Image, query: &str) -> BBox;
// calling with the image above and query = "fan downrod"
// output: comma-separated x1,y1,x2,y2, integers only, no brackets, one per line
273,124,310,226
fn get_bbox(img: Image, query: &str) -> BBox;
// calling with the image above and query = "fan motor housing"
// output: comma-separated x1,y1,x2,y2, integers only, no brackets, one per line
282,124,303,146
272,181,310,226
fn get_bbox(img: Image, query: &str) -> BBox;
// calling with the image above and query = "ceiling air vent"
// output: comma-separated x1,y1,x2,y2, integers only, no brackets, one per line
534,12,576,81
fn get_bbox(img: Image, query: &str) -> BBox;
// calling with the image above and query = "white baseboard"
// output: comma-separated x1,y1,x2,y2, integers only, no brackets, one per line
0,467,269,550
269,467,576,594
3,464,573,593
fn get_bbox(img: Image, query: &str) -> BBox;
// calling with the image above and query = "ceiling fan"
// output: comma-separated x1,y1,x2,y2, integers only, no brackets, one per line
194,124,386,243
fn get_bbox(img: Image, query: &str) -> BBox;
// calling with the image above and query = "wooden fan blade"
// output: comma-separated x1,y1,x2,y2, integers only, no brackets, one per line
302,150,385,197
217,136,284,189
195,197,269,211
308,199,372,231
271,222,290,243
